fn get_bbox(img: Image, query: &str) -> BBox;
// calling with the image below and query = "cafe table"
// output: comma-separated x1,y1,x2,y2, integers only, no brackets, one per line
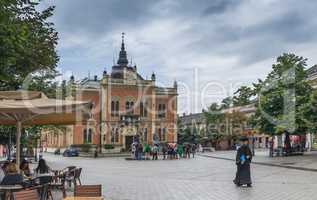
63,197,104,200
0,185,24,200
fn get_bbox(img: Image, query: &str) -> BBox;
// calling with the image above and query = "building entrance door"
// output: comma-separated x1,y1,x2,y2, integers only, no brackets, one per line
125,136,133,151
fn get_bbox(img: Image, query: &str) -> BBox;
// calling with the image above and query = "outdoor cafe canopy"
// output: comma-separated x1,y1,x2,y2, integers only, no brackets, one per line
0,90,92,167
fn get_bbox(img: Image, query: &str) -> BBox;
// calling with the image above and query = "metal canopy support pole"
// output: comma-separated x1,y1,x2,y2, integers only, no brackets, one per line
16,121,22,170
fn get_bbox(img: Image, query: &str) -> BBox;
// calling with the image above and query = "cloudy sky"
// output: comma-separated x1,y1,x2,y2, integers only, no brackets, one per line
40,0,317,114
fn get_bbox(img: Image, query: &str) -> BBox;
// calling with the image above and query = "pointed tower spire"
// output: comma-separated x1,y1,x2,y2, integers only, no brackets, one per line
117,32,129,66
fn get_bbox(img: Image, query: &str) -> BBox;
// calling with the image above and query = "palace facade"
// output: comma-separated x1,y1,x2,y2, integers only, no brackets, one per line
42,34,178,151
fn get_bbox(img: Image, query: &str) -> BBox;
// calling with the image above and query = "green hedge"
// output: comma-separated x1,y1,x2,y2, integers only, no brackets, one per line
104,144,115,150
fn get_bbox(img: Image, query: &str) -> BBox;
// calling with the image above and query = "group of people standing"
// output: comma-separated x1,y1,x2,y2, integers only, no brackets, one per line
131,143,198,160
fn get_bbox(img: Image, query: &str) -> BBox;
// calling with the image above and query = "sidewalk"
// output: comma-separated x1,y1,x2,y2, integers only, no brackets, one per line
199,149,317,172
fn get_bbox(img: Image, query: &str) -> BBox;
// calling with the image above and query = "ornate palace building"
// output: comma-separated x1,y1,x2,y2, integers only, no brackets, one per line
42,34,178,151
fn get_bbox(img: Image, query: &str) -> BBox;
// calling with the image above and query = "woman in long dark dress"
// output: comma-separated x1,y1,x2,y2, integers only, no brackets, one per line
233,137,253,187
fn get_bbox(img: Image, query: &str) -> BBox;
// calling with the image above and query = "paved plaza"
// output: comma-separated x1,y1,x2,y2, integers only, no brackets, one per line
202,150,317,171
43,153,317,200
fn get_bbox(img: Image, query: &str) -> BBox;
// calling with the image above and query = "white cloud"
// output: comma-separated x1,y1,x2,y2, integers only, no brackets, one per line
41,0,317,114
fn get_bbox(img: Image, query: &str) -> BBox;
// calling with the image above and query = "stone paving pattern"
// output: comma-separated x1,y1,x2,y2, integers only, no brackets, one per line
203,149,317,170
42,152,317,200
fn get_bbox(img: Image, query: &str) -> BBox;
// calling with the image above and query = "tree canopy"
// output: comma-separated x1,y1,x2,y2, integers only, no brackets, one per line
0,0,59,90
0,0,59,144
220,97,233,109
233,86,254,106
254,53,313,135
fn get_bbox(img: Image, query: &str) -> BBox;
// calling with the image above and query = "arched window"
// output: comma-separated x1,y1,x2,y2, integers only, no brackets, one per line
88,128,92,143
144,102,148,117
158,104,166,118
158,128,166,141
115,101,119,116
111,100,120,117
111,127,119,143
83,129,87,143
126,101,134,114
140,101,148,117
83,128,93,144
111,101,115,116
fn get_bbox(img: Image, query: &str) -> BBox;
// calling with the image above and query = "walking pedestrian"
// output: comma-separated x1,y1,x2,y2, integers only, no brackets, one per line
152,144,158,160
185,144,190,159
172,145,177,159
138,143,143,160
131,143,136,159
162,144,167,160
191,144,197,158
176,144,183,159
167,145,172,159
143,144,151,160
233,136,253,187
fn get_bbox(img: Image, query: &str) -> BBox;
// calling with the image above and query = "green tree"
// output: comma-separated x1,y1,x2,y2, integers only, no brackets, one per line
203,103,225,148
233,86,254,106
224,111,247,136
177,127,202,144
204,100,249,149
204,103,223,127
0,0,59,90
0,0,59,154
220,97,233,109
302,91,317,133
254,53,313,136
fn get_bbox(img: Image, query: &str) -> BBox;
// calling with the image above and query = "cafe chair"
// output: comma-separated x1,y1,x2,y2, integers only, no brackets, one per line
74,185,102,197
13,189,39,200
50,171,67,198
32,176,53,200
74,168,82,186
66,168,82,187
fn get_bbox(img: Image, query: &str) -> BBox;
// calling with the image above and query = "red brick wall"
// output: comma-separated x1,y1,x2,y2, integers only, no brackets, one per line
73,90,101,145
68,82,177,147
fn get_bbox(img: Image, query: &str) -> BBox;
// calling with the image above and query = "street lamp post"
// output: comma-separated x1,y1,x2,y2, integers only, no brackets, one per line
252,136,255,156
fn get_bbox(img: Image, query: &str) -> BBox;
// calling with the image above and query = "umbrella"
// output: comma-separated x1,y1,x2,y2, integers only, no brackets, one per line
0,91,92,167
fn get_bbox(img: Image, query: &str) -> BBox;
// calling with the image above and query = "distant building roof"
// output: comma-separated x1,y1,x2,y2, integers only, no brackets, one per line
179,113,206,126
221,104,256,114
306,65,317,80
78,77,100,89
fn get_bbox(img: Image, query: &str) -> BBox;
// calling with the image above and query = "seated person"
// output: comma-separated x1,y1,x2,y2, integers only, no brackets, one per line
1,163,23,185
20,159,31,178
35,159,51,176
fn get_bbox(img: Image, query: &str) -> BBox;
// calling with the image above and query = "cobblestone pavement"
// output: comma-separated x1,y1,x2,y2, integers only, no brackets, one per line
202,150,317,171
43,153,317,200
